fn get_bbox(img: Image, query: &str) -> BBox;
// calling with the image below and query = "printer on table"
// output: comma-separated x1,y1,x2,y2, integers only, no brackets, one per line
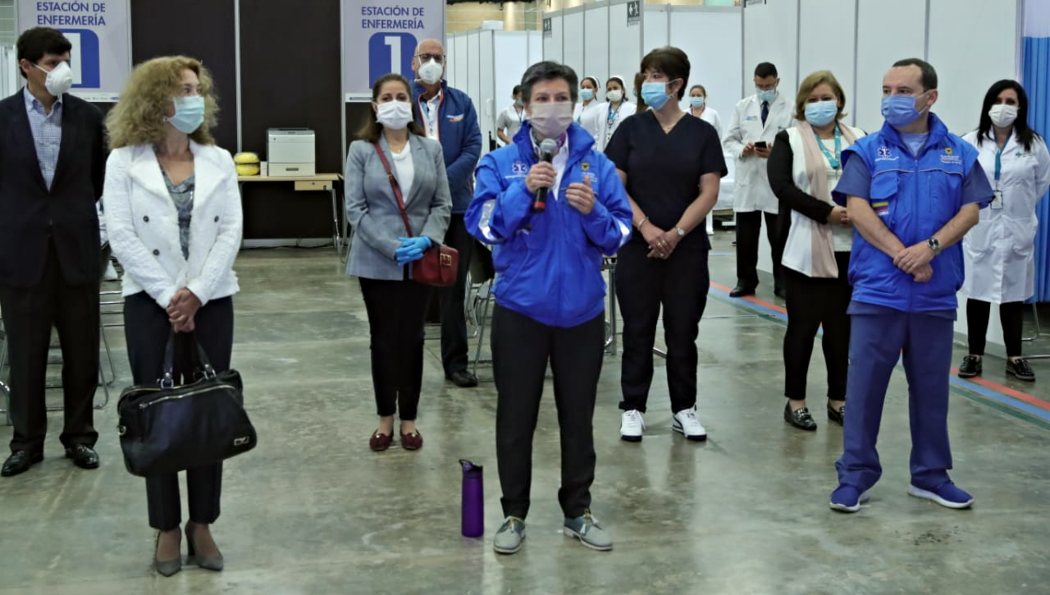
267,128,316,176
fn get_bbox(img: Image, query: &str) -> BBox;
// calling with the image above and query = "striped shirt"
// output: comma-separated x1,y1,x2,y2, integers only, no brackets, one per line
23,87,63,190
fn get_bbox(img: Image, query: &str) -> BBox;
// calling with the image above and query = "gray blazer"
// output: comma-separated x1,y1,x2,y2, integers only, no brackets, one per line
345,135,452,280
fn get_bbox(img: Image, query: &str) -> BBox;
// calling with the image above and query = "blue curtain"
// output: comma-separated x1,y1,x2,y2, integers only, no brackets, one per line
1023,35,1050,302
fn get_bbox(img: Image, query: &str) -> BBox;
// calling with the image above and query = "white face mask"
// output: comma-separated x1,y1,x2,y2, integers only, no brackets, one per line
607,90,623,103
34,61,73,97
417,59,443,85
376,100,413,130
528,102,574,140
988,104,1018,129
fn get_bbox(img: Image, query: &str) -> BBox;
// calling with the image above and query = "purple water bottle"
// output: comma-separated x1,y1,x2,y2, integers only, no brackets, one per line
460,459,484,537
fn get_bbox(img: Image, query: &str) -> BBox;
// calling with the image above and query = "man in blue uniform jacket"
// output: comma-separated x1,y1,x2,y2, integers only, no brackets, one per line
829,59,993,513
411,38,482,388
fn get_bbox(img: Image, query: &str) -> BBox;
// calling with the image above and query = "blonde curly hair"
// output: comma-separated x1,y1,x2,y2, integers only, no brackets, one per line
106,56,220,149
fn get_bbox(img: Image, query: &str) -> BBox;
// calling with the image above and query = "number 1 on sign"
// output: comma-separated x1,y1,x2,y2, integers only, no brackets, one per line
384,36,402,75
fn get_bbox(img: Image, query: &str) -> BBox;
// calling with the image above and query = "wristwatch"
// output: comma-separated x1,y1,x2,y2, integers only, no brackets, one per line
927,237,941,255
676,227,686,238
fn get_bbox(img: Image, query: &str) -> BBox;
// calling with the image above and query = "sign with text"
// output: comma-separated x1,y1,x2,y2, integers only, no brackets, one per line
343,0,445,102
17,0,131,102
626,1,641,26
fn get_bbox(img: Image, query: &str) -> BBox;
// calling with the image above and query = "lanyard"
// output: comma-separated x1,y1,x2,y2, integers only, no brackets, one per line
994,144,1004,187
815,126,842,170
607,104,620,127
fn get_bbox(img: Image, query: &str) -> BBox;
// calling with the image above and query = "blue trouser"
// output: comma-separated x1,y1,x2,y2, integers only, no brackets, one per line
835,311,954,492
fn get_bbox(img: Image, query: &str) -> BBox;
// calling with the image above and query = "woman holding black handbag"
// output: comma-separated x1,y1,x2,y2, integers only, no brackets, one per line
104,56,242,577
345,73,452,453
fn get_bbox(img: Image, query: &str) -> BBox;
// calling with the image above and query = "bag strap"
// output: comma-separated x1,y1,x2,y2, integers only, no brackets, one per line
372,142,414,236
161,330,217,388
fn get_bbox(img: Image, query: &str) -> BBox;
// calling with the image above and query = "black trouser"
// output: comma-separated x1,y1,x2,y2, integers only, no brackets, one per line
123,292,233,531
967,299,1025,358
359,277,431,420
492,305,604,520
782,252,852,401
616,240,710,414
735,210,784,290
0,239,99,454
438,214,475,376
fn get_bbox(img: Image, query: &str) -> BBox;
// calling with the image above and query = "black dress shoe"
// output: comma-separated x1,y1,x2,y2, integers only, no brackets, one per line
958,355,982,378
65,445,99,470
1,450,43,477
1007,358,1036,382
784,403,817,431
447,370,479,388
827,403,845,426
729,285,756,298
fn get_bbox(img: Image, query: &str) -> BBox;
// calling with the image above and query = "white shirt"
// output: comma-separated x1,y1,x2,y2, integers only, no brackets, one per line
419,91,442,141
573,100,603,141
496,104,526,144
391,143,415,198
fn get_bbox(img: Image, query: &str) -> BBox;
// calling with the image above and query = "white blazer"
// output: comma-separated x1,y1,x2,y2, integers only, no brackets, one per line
594,101,637,151
723,92,794,213
961,130,1050,303
103,141,243,309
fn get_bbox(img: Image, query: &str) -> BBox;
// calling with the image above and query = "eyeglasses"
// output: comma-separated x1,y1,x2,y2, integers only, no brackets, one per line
416,53,444,64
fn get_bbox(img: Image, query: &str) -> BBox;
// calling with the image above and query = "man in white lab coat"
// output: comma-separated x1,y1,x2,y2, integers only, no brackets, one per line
723,62,794,297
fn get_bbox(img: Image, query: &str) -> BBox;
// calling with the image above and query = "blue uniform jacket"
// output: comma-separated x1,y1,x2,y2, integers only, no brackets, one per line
834,113,991,312
465,122,633,328
412,81,482,214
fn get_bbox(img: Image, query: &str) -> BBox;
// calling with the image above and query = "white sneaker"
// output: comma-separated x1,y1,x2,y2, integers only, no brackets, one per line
620,410,645,442
672,409,707,441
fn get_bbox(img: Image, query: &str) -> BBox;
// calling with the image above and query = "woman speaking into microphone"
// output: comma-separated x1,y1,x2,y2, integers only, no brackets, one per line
466,61,632,555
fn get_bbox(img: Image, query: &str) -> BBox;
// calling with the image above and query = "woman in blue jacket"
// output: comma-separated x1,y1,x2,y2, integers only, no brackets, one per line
465,61,632,556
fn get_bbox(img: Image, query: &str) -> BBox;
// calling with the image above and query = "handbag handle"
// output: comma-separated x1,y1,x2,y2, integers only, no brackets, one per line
372,142,415,237
160,330,217,388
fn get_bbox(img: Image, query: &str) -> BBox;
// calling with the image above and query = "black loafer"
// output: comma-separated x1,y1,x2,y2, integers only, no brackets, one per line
65,444,99,470
447,370,479,388
827,403,845,426
784,403,817,431
958,355,982,378
729,285,756,298
1,450,43,477
1007,358,1035,382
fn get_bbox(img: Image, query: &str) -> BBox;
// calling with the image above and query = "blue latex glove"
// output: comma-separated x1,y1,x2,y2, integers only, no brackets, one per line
395,236,432,265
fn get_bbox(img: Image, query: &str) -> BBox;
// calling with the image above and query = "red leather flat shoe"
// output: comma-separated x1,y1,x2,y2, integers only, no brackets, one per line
369,430,394,452
400,430,423,451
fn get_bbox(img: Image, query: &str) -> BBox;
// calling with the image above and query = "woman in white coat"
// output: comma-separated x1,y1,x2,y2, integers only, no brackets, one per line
594,75,636,151
573,75,603,141
958,79,1050,382
688,84,722,234
104,56,242,576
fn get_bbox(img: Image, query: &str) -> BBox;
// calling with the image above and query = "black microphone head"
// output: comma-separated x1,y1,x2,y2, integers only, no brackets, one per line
539,138,559,160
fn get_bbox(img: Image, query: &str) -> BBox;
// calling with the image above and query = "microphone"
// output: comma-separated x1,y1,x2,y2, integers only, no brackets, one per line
533,138,559,212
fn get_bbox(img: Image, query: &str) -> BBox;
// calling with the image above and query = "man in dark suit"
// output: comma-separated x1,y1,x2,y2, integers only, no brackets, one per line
0,27,106,477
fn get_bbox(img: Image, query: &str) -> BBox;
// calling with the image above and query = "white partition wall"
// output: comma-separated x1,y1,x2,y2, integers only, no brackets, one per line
479,31,496,150
543,13,564,64
743,0,799,101
642,4,669,52
855,0,926,131
668,6,742,131
928,0,1020,134
562,8,586,81
798,0,857,124
609,0,643,96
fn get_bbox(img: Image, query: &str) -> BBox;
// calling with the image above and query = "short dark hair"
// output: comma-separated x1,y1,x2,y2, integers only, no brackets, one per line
16,27,71,79
892,58,937,90
689,84,707,97
754,62,778,78
520,61,579,104
355,73,425,142
640,47,690,100
512,85,522,96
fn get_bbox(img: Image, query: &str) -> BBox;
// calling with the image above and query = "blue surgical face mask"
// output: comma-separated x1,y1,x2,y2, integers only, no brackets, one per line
641,81,673,110
804,100,839,127
166,95,205,134
756,88,777,103
881,92,928,129
689,96,705,108
580,88,595,102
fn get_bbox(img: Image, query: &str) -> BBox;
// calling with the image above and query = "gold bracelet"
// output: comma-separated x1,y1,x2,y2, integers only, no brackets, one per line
636,217,648,230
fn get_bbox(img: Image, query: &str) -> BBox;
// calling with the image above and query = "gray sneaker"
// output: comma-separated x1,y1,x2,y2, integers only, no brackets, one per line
563,510,613,551
493,517,526,554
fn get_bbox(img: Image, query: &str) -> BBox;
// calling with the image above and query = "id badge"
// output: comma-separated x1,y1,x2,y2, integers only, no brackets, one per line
991,189,1003,210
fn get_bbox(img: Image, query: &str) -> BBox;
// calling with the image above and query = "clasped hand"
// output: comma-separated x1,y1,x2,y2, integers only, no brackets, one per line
396,236,431,265
167,288,201,333
893,242,935,283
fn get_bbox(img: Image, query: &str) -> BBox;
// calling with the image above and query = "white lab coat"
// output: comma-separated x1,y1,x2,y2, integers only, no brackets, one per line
573,100,603,142
723,93,794,213
961,130,1050,303
594,100,637,151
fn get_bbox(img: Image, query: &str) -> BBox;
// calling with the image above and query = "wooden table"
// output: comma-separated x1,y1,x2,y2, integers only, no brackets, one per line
237,174,343,252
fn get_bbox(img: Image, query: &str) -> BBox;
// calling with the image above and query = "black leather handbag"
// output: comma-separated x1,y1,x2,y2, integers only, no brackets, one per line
117,333,257,477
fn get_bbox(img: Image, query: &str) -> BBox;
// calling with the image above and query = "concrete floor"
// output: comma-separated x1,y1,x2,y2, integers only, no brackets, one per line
1,233,1049,595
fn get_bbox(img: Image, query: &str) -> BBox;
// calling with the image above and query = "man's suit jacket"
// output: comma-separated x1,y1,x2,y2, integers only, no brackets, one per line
344,134,452,281
0,89,106,288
